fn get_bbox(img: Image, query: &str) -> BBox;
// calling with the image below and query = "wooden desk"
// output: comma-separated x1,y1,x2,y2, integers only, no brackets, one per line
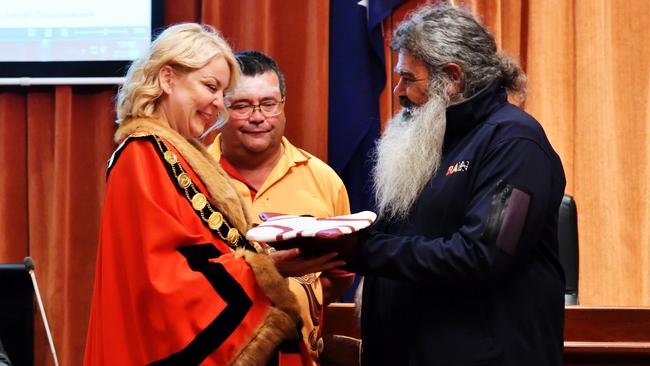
323,303,358,338
564,306,650,365
323,304,650,365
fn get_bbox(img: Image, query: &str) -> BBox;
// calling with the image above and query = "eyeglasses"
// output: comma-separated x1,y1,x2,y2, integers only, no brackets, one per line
226,99,285,119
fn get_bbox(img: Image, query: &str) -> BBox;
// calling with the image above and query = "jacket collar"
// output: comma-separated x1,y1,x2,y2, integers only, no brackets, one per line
444,81,507,147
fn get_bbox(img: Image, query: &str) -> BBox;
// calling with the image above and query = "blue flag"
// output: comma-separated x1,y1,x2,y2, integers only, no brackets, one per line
329,0,404,300
328,0,404,214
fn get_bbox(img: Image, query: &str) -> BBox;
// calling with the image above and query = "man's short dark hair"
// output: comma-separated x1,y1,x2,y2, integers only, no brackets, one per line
234,50,286,96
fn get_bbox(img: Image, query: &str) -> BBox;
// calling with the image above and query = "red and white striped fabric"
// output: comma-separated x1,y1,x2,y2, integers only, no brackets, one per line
246,211,377,243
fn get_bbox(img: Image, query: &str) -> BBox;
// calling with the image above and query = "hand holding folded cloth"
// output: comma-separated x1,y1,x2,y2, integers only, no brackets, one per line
246,211,376,263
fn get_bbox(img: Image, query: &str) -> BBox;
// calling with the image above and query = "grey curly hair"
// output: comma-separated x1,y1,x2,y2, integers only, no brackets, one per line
391,4,526,102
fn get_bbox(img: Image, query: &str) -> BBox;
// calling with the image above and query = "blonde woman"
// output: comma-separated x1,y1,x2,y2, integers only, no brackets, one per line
84,23,343,365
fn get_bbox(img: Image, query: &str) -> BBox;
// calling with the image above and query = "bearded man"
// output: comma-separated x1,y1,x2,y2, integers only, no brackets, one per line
346,4,566,365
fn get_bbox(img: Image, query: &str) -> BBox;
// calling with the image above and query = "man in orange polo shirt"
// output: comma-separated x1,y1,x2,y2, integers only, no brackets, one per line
208,50,354,365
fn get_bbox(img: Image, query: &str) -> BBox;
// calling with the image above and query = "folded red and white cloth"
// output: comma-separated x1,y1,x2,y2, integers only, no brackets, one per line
246,211,377,243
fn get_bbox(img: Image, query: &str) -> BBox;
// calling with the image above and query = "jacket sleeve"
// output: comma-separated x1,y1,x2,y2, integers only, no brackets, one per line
350,138,563,288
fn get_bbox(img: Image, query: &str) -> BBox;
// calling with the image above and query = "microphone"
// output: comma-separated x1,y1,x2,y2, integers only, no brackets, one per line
23,257,60,366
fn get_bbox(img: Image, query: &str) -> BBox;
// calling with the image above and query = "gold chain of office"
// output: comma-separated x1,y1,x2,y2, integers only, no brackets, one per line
152,135,245,250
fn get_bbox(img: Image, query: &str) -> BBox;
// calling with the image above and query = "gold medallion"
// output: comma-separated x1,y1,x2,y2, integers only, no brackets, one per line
295,273,318,285
208,212,224,230
177,173,191,189
191,193,207,211
226,228,240,245
164,150,178,165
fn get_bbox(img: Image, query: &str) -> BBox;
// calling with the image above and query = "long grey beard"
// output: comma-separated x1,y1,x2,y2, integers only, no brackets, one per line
372,92,449,222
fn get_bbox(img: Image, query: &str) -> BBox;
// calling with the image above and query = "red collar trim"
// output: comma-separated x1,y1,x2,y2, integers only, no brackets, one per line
219,156,257,201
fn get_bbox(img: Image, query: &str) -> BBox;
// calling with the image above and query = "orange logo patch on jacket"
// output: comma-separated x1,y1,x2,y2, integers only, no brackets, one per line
445,160,470,176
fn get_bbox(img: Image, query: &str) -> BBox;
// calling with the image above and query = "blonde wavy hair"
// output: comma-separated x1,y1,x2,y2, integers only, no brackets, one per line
116,23,239,124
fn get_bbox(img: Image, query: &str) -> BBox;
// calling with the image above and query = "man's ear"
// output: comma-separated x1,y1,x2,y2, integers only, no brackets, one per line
442,63,464,98
159,65,175,94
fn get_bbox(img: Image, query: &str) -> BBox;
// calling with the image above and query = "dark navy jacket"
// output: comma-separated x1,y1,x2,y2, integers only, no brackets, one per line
352,82,566,365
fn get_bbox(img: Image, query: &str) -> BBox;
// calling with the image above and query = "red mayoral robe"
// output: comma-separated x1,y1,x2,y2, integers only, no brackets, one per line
84,118,301,365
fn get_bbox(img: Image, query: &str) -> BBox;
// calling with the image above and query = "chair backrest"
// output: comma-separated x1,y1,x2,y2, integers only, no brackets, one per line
0,264,34,366
557,195,579,305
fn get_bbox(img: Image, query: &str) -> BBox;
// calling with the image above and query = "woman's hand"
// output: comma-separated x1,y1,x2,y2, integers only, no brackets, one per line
269,248,346,277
